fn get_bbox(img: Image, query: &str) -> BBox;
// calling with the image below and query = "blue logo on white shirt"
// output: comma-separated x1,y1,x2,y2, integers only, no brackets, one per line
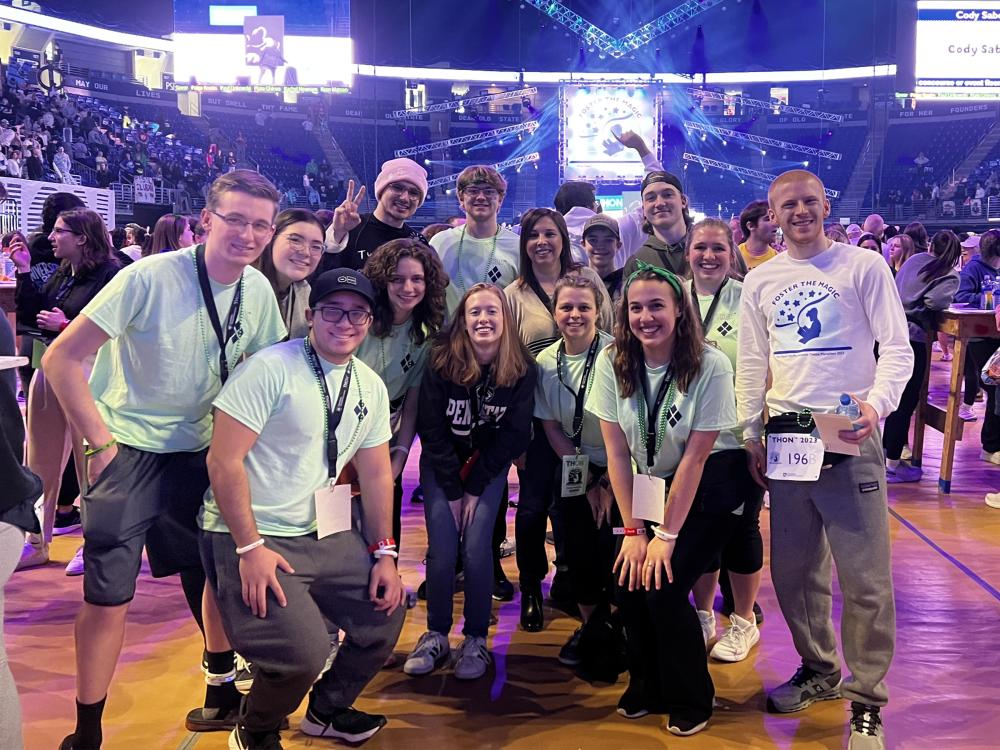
771,281,852,355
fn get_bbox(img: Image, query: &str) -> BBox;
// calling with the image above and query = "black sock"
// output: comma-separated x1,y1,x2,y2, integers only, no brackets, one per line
179,567,206,635
73,696,106,748
203,649,240,712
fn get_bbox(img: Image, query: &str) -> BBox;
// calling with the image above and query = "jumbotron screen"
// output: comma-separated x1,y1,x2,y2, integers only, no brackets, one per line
915,1,1000,98
172,1,353,94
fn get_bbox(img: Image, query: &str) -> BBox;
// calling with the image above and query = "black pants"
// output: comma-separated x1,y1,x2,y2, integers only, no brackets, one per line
967,339,1000,452
556,485,621,607
515,422,559,592
617,510,740,727
883,340,927,461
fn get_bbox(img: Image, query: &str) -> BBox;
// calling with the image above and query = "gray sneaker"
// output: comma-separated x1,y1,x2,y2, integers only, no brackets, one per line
767,664,842,713
848,702,885,750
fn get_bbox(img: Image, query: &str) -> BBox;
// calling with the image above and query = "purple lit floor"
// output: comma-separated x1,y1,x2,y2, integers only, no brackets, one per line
8,354,1000,749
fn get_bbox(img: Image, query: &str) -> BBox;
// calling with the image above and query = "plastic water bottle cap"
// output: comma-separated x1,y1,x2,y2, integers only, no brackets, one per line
839,394,852,406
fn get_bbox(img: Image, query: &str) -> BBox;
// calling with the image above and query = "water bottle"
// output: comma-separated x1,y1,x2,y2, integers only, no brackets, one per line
982,278,996,310
0,252,14,281
835,393,860,421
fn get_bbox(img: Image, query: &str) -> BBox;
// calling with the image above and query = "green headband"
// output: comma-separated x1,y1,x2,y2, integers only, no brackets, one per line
624,260,683,300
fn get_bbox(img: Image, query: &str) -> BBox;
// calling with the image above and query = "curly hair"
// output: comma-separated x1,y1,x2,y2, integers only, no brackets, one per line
613,267,704,397
362,238,448,345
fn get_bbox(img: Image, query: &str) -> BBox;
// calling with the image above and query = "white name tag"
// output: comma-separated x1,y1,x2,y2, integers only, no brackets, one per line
315,483,353,539
561,454,589,497
766,433,824,482
632,474,666,523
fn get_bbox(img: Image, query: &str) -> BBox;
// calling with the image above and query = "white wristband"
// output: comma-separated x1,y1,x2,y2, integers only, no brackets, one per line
373,548,399,559
652,525,679,542
390,446,410,456
235,538,266,555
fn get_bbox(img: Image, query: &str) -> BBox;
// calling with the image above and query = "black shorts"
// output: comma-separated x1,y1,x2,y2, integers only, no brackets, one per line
81,444,209,606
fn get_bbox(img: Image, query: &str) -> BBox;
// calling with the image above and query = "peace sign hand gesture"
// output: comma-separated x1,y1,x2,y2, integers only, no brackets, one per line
331,180,367,244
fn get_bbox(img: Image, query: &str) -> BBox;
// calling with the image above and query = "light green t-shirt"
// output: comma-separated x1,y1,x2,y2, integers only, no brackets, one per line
83,249,286,452
585,344,739,478
694,279,744,452
431,225,520,313
534,331,614,466
355,320,429,423
200,340,393,536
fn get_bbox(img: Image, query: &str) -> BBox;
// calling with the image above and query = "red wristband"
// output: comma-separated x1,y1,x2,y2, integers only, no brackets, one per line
367,538,397,553
613,527,646,536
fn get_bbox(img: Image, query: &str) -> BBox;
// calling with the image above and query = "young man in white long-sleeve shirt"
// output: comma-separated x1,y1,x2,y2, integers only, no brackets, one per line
735,170,912,750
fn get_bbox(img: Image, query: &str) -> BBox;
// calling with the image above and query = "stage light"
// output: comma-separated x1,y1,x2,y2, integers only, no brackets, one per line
760,150,766,156
803,160,809,167
424,159,431,165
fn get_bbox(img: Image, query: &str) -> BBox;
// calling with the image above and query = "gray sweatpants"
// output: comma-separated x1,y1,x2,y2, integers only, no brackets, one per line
768,434,895,706
201,528,405,732
0,522,24,749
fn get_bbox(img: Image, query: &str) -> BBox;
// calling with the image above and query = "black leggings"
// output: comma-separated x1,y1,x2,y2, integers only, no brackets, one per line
557,483,621,607
883,340,927,461
515,422,559,592
967,339,1000,452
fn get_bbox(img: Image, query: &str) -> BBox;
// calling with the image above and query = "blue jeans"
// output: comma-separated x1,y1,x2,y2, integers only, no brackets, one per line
421,459,509,638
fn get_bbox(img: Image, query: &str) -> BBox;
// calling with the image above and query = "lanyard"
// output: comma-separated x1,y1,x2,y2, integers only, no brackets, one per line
468,367,495,430
556,334,601,449
639,362,675,470
303,339,354,479
691,277,727,334
194,245,243,384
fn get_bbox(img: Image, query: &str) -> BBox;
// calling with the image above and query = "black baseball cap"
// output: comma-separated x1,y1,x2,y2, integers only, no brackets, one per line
641,170,684,195
583,213,621,240
309,268,376,308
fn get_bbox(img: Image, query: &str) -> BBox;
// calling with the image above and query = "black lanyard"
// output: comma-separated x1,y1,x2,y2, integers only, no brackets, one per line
527,276,553,312
194,245,243,384
640,362,675,470
692,277,727,334
469,368,495,431
304,339,354,479
557,334,601,449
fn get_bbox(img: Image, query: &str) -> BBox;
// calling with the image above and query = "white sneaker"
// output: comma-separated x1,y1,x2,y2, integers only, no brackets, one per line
15,536,48,570
403,631,450,676
959,405,978,421
64,545,85,576
697,609,716,646
710,612,761,662
985,492,1000,509
453,636,490,680
982,450,1000,466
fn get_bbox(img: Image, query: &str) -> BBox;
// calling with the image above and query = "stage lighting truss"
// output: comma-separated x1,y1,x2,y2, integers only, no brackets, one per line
386,87,538,119
393,121,540,158
682,153,841,198
688,88,844,123
684,122,842,160
522,0,723,58
426,152,540,189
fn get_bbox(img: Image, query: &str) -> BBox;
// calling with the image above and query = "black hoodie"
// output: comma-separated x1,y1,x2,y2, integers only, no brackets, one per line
417,361,536,501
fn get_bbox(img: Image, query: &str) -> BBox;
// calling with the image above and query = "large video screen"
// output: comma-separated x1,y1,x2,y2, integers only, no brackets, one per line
915,1,1000,98
172,1,352,93
560,85,660,184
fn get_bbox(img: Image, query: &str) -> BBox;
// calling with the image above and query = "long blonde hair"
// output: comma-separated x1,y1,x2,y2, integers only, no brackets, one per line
429,283,531,387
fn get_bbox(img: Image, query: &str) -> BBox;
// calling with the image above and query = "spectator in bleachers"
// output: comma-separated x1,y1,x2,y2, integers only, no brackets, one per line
318,158,429,275
53,146,73,183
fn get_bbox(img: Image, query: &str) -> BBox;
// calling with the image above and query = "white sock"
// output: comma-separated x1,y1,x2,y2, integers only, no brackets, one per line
887,458,900,471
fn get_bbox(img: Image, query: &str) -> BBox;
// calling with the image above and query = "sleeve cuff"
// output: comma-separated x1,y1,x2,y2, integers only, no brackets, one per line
641,152,664,171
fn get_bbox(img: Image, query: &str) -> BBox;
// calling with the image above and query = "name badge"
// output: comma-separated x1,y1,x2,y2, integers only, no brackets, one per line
632,474,666,523
315,483,353,539
561,454,589,497
766,433,824,482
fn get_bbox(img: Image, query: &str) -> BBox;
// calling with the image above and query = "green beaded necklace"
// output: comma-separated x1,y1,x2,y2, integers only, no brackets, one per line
303,338,367,461
453,225,500,293
190,248,246,380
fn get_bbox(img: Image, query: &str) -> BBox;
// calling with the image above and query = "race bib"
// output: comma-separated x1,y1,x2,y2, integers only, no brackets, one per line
766,433,824,482
632,474,666,523
561,454,589,498
315,482,353,538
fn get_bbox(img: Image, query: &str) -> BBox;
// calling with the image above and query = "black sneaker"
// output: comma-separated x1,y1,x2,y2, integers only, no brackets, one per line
616,686,650,719
410,484,423,504
849,702,885,749
53,507,82,535
667,716,709,736
59,735,98,750
234,654,254,695
229,724,282,750
300,705,387,743
493,569,515,602
417,579,428,600
558,627,583,667
752,601,764,625
767,664,842,713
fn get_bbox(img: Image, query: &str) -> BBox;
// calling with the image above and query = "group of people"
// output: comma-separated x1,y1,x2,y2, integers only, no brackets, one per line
6,134,986,750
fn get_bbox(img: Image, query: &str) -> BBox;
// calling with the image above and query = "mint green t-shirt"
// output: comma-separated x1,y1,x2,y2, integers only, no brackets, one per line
82,249,286,452
534,332,614,467
355,319,429,421
431,226,520,313
585,344,739,478
199,340,393,537
694,279,744,451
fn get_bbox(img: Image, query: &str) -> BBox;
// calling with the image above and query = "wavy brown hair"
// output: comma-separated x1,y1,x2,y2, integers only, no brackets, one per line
429,283,530,388
363,238,447,344
613,268,704,397
55,208,118,274
254,208,326,295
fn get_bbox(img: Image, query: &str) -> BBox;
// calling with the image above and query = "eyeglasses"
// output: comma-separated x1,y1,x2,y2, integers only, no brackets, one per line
461,186,500,199
284,233,326,256
386,182,423,200
51,227,78,236
209,210,274,236
314,306,372,325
